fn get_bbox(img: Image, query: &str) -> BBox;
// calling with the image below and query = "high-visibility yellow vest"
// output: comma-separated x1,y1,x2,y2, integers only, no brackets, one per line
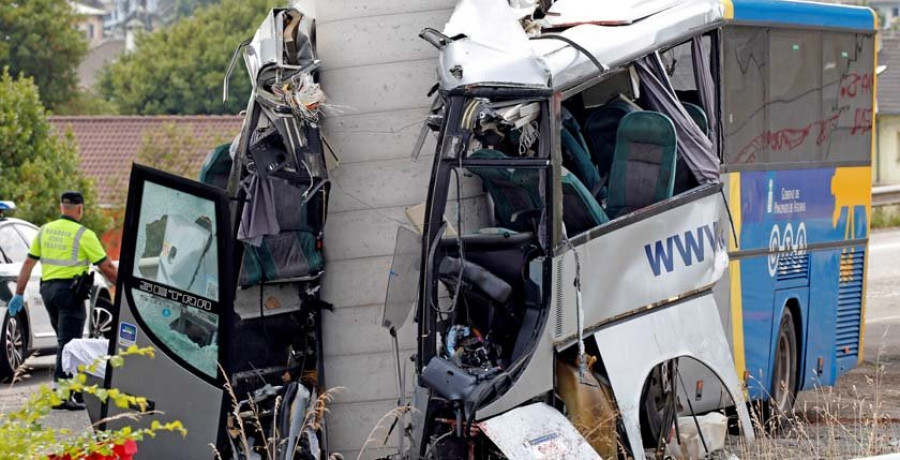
28,216,107,281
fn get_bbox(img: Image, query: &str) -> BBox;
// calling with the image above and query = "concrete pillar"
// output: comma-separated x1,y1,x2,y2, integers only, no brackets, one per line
316,1,455,458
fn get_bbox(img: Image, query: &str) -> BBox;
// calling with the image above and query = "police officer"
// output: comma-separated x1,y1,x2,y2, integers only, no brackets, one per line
8,192,118,409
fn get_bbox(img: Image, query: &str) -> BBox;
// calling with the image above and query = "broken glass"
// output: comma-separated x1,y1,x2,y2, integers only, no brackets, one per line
132,289,219,378
133,181,219,301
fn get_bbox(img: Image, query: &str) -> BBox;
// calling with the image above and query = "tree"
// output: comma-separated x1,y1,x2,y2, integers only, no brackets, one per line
99,0,279,115
164,0,221,22
0,0,88,110
0,69,111,234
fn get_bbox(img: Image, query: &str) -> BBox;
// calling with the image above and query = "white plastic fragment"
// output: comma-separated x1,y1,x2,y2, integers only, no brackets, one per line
480,402,601,459
665,412,728,460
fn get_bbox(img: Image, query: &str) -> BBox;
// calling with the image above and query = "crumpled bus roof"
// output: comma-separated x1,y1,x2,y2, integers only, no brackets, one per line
437,0,876,92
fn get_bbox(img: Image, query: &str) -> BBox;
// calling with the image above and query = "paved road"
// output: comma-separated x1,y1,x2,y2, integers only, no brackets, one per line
3,228,900,452
0,354,91,432
862,228,900,360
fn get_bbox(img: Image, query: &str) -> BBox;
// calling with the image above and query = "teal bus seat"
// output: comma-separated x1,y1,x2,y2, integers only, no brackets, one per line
682,102,709,136
561,110,603,196
467,149,542,232
198,143,233,189
583,97,642,181
606,111,678,218
561,168,610,236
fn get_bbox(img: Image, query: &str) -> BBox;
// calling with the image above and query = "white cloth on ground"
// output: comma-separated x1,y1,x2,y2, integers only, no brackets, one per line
61,338,109,379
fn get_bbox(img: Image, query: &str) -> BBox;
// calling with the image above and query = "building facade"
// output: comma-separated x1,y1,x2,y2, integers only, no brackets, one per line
876,36,900,184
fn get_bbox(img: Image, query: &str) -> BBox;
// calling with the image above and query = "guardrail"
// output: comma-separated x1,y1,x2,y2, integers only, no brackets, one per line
873,185,900,207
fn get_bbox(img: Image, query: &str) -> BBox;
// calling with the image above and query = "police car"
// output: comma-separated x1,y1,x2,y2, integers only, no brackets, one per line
0,202,114,379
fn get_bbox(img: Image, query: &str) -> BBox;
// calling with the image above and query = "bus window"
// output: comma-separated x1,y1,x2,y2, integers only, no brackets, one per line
821,32,875,163
723,27,874,169
558,36,719,233
662,41,697,93
768,29,823,164
723,27,768,166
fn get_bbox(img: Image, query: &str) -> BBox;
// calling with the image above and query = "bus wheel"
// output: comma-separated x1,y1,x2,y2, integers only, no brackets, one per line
768,309,798,429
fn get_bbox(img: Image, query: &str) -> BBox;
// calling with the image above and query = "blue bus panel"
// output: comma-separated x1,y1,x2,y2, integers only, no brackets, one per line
731,0,876,31
737,167,868,399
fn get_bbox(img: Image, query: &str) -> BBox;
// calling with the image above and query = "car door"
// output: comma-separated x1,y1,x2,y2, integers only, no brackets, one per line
101,164,234,457
0,223,53,348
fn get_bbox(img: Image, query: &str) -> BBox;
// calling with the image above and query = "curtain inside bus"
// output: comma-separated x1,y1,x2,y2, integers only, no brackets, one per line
692,36,718,157
635,51,720,184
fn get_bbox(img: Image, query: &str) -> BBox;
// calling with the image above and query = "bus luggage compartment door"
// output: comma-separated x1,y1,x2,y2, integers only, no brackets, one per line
99,164,234,458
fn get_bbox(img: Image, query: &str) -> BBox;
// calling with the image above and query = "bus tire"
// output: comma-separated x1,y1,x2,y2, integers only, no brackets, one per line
767,308,798,429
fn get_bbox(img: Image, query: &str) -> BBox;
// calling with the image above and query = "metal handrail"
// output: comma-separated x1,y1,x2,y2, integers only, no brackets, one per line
873,185,900,207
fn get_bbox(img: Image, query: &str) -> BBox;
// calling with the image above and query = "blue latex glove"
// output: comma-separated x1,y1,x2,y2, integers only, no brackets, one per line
7,294,23,316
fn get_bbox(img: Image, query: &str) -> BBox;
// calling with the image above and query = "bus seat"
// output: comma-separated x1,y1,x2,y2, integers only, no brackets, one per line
561,110,603,197
682,102,709,136
561,168,610,236
583,97,641,180
606,112,677,218
467,149,542,232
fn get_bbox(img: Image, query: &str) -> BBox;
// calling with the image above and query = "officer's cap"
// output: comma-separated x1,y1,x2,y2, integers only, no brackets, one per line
60,191,84,205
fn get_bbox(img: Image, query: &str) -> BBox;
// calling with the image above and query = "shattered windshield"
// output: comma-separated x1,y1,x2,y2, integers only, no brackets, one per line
134,182,218,300
131,181,221,378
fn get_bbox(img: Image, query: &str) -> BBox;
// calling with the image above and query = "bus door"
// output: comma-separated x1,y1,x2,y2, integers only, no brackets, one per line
101,164,234,457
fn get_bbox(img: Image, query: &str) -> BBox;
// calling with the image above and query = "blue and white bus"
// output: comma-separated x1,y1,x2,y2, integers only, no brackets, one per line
716,0,876,417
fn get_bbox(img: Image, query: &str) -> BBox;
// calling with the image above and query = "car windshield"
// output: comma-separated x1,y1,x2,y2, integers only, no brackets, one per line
0,224,30,263
14,224,37,249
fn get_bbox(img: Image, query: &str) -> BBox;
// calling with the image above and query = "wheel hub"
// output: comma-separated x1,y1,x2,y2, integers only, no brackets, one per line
5,318,24,371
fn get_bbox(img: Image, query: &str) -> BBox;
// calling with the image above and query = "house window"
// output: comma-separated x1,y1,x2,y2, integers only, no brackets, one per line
87,24,94,39
893,7,899,17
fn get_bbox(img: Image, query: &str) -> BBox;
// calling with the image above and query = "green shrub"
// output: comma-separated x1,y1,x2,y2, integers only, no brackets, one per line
0,346,185,459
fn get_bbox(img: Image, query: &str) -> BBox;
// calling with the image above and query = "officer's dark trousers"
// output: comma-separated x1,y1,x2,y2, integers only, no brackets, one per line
40,280,86,381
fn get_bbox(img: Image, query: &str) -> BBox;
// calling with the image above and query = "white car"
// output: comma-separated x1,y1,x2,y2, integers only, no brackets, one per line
0,212,114,379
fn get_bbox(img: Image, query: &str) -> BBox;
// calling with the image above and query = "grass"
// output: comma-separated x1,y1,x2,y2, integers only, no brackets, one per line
872,205,900,229
213,364,343,460
730,335,900,460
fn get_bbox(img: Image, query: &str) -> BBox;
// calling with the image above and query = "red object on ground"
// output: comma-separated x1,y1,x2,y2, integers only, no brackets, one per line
47,440,138,460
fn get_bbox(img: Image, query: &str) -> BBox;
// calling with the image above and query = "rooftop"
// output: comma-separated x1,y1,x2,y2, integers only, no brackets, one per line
49,116,244,206
437,0,875,92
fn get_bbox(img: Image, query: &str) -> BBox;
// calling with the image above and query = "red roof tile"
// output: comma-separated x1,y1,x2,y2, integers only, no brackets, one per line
49,116,244,206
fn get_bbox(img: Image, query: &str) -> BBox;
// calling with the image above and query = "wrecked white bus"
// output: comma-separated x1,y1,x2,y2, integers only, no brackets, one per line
383,0,876,458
